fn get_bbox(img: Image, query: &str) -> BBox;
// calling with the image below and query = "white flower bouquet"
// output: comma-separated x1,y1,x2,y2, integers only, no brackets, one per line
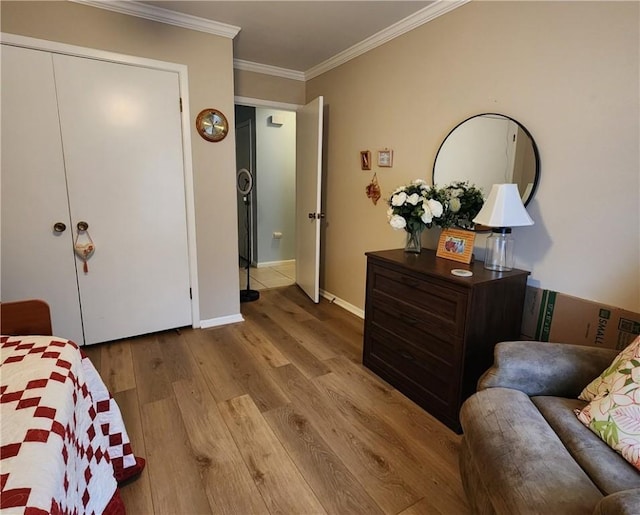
387,179,484,233
386,179,444,234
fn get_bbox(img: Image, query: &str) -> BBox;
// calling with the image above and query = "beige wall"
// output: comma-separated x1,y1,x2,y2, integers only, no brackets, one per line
307,1,640,312
4,1,638,319
235,68,305,105
1,1,241,323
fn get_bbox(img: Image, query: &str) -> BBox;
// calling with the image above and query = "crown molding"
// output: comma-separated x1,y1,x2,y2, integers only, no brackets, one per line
305,0,470,80
233,0,468,82
233,59,306,82
70,0,241,38
72,0,468,81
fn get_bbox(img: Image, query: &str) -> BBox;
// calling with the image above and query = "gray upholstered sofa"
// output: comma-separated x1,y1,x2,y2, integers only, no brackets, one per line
459,341,640,514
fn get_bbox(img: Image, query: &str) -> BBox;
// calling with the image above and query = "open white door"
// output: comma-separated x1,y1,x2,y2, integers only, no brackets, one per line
295,96,324,303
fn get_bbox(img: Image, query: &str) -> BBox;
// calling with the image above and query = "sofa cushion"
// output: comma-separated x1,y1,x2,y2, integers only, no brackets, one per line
576,361,640,471
532,396,640,494
579,336,640,401
479,341,617,398
460,387,603,514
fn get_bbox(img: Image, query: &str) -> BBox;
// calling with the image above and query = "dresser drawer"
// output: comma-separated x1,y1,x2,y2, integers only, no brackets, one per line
368,298,459,365
369,263,467,337
365,325,459,414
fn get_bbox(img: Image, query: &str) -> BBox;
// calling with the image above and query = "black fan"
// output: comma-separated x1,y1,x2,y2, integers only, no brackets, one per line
237,168,260,303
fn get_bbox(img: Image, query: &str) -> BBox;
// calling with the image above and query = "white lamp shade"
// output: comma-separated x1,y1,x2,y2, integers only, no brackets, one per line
473,183,534,227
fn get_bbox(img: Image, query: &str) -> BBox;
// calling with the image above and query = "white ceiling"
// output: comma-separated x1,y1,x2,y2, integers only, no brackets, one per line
75,0,470,80
140,1,434,73
78,0,468,78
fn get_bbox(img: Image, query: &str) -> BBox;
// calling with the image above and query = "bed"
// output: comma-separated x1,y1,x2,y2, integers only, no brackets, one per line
1,300,145,514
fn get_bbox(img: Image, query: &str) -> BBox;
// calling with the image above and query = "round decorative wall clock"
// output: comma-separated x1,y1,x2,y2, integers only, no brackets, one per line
196,108,229,142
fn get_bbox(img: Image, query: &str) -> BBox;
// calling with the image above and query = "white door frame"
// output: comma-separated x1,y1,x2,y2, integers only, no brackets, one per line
234,95,302,270
234,96,301,113
1,32,201,327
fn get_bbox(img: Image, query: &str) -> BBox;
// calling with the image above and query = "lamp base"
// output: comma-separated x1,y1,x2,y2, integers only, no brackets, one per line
484,262,514,272
483,228,514,272
240,289,260,303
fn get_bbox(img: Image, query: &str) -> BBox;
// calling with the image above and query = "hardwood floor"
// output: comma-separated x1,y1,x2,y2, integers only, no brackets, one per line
83,285,470,515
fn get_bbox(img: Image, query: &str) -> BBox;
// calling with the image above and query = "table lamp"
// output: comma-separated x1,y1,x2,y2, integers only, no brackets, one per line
473,183,534,271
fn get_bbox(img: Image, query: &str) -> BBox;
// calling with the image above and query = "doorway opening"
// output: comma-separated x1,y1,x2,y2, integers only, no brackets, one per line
235,104,297,291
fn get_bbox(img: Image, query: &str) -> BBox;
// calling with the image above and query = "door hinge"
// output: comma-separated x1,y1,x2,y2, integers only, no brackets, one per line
179,98,183,113
189,287,192,299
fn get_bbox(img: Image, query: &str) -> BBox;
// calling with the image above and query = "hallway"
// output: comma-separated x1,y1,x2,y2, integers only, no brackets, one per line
239,261,295,290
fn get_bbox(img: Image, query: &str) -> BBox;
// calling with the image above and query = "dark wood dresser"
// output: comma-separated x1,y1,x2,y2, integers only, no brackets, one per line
363,248,530,432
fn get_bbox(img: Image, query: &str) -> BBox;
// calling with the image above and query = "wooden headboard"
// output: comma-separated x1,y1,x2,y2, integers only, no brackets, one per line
1,299,53,336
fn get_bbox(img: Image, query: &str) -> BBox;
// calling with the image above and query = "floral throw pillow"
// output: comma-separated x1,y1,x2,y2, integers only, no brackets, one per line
579,336,640,402
575,336,640,471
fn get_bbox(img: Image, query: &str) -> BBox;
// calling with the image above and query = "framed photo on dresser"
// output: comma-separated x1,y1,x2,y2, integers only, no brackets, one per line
436,228,476,264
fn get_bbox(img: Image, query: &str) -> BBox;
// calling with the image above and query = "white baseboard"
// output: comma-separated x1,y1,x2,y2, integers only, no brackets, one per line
256,259,295,268
200,313,244,329
320,289,364,319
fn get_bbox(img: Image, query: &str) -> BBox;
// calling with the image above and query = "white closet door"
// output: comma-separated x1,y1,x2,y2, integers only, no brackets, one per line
53,55,192,345
1,45,85,344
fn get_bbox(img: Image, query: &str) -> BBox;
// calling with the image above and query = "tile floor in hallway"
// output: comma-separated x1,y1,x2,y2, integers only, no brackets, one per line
238,261,295,290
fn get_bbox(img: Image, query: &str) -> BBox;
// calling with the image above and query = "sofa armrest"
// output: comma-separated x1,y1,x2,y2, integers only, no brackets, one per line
594,489,640,515
478,341,618,397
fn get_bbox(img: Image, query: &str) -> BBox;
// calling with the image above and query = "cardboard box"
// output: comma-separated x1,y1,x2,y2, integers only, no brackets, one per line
521,286,640,350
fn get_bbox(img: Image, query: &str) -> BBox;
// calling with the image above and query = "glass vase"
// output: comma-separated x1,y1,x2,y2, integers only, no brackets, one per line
404,226,423,253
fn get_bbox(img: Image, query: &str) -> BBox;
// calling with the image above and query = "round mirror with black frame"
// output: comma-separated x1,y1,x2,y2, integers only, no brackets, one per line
433,113,540,209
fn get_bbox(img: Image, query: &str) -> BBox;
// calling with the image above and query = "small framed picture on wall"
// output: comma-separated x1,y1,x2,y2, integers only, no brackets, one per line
377,149,393,167
360,150,371,170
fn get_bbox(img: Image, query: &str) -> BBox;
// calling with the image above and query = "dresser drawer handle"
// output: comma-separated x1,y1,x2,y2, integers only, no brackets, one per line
401,276,418,287
400,350,415,362
401,315,418,325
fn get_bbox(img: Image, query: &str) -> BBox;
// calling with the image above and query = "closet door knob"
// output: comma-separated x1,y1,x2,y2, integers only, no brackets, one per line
77,221,89,231
53,222,67,233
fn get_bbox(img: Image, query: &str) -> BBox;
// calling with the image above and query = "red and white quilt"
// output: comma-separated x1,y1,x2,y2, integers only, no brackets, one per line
1,336,145,514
